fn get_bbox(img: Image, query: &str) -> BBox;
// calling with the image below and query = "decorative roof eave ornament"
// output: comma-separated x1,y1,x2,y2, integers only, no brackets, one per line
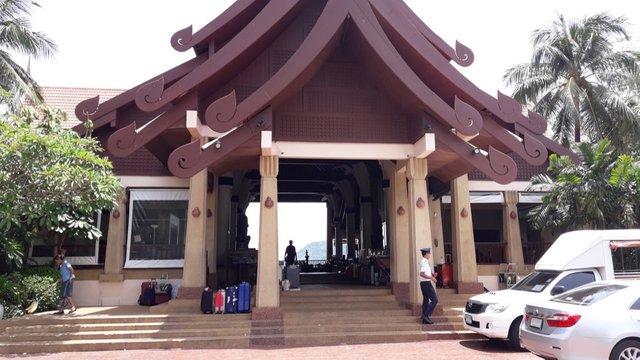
369,0,547,135
135,0,305,113
430,119,517,184
73,55,207,133
170,0,270,52
106,93,198,157
391,0,474,67
168,107,273,178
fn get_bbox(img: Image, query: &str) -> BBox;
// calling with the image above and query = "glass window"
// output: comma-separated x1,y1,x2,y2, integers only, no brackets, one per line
631,297,640,310
28,211,105,265
125,189,188,268
553,284,627,305
511,270,560,292
554,272,596,292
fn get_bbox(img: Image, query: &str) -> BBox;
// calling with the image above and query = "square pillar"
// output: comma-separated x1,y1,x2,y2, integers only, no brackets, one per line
450,174,483,294
406,158,432,313
178,167,208,298
503,191,524,269
100,189,126,282
254,155,280,311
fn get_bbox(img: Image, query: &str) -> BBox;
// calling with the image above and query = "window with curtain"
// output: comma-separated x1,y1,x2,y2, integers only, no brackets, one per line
125,189,188,268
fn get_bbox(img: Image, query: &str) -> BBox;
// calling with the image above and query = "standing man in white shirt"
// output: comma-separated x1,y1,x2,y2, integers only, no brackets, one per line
419,247,438,324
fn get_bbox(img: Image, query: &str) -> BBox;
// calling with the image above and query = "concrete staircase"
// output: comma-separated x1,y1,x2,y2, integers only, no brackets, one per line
0,286,479,354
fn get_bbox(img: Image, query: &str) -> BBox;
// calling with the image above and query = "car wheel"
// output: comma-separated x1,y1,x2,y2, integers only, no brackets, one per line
610,339,640,360
508,316,523,350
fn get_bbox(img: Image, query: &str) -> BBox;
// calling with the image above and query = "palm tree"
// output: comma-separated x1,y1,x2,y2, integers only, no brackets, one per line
504,13,640,153
0,0,56,109
527,140,640,231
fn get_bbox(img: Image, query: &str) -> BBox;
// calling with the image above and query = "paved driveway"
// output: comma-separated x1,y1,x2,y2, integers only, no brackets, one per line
0,340,539,360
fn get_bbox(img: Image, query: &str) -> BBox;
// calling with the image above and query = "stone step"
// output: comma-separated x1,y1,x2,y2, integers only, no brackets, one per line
3,318,256,334
281,301,401,310
280,294,396,303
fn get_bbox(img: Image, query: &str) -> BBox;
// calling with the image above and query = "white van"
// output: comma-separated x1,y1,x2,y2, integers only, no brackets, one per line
462,229,640,348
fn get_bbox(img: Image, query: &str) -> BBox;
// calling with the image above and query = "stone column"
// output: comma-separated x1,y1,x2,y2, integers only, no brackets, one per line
215,177,233,266
334,220,344,260
430,198,445,267
361,197,373,250
346,210,357,260
326,206,334,260
389,161,410,304
450,174,483,294
406,158,432,315
206,174,218,288
253,155,281,319
503,191,524,269
178,168,208,298
100,189,126,282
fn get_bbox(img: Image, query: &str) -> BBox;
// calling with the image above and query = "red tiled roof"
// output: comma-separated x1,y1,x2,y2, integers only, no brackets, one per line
40,87,124,128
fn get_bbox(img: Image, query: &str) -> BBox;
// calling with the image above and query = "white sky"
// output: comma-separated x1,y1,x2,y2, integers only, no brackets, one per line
19,0,640,256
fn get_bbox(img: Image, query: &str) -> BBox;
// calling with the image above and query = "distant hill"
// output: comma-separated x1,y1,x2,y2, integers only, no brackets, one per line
297,241,326,261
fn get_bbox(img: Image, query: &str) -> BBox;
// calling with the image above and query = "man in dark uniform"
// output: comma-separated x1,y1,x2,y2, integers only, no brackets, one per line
284,240,297,266
419,247,438,324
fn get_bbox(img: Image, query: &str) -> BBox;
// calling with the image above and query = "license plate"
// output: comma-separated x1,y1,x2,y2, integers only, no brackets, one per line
530,317,543,329
465,314,473,325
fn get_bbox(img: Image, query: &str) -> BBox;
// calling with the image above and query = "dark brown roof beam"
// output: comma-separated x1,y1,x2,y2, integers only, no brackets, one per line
135,0,306,114
206,0,348,134
73,55,207,134
171,0,270,55
106,92,198,157
347,1,482,138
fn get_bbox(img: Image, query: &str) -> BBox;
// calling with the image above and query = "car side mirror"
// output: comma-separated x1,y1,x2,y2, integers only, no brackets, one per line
550,285,565,296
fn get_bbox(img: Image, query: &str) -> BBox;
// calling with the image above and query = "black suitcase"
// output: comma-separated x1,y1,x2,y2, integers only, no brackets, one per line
201,287,214,314
138,281,156,306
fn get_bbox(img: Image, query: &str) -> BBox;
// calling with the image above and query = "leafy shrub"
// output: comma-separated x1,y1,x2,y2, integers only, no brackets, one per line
20,266,59,280
1,300,24,319
20,274,58,311
0,273,22,305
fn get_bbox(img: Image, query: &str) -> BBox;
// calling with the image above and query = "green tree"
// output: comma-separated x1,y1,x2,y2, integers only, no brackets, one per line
504,13,640,152
0,0,56,109
527,140,640,231
0,106,122,270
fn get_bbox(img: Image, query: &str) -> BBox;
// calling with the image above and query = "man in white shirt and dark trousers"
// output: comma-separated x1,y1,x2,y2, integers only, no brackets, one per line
419,247,438,324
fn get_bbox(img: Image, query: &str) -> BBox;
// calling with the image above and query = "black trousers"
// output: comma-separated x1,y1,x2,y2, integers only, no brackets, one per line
420,280,438,318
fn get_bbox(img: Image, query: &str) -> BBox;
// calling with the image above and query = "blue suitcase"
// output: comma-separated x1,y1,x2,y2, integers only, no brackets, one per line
238,282,251,313
225,285,238,313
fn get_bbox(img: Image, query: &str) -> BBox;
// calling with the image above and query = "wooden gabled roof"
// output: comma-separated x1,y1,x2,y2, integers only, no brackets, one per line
74,0,575,184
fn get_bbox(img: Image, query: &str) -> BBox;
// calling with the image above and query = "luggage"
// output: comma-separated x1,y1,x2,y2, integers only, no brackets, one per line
200,287,214,314
214,289,226,314
225,285,238,313
138,281,156,306
238,282,251,313
286,265,300,289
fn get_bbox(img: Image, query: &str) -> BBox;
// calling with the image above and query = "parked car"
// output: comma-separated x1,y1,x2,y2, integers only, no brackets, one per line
463,229,640,348
520,280,640,360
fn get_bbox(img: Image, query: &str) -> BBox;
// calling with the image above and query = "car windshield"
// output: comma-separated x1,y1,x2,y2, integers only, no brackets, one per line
510,270,560,292
552,284,627,306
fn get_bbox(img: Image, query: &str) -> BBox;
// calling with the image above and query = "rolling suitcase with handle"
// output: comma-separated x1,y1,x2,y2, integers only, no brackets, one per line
225,285,238,313
200,287,214,314
238,282,251,313
214,289,226,314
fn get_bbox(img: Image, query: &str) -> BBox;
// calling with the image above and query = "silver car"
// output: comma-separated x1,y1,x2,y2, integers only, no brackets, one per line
520,280,640,360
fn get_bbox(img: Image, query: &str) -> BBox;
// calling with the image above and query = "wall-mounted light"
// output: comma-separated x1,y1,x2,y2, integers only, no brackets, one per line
192,207,201,217
213,141,222,150
112,209,120,219
472,148,481,155
265,196,274,208
510,210,517,219
397,206,405,216
416,197,425,208
460,207,469,218
207,209,213,218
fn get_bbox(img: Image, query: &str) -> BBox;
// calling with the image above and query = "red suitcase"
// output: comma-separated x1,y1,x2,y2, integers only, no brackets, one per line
214,289,225,314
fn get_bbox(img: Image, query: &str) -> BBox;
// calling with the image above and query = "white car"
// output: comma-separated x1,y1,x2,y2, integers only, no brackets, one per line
463,269,599,348
520,280,640,360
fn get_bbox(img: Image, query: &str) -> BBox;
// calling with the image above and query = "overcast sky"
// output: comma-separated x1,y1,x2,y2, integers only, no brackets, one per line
20,0,640,256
